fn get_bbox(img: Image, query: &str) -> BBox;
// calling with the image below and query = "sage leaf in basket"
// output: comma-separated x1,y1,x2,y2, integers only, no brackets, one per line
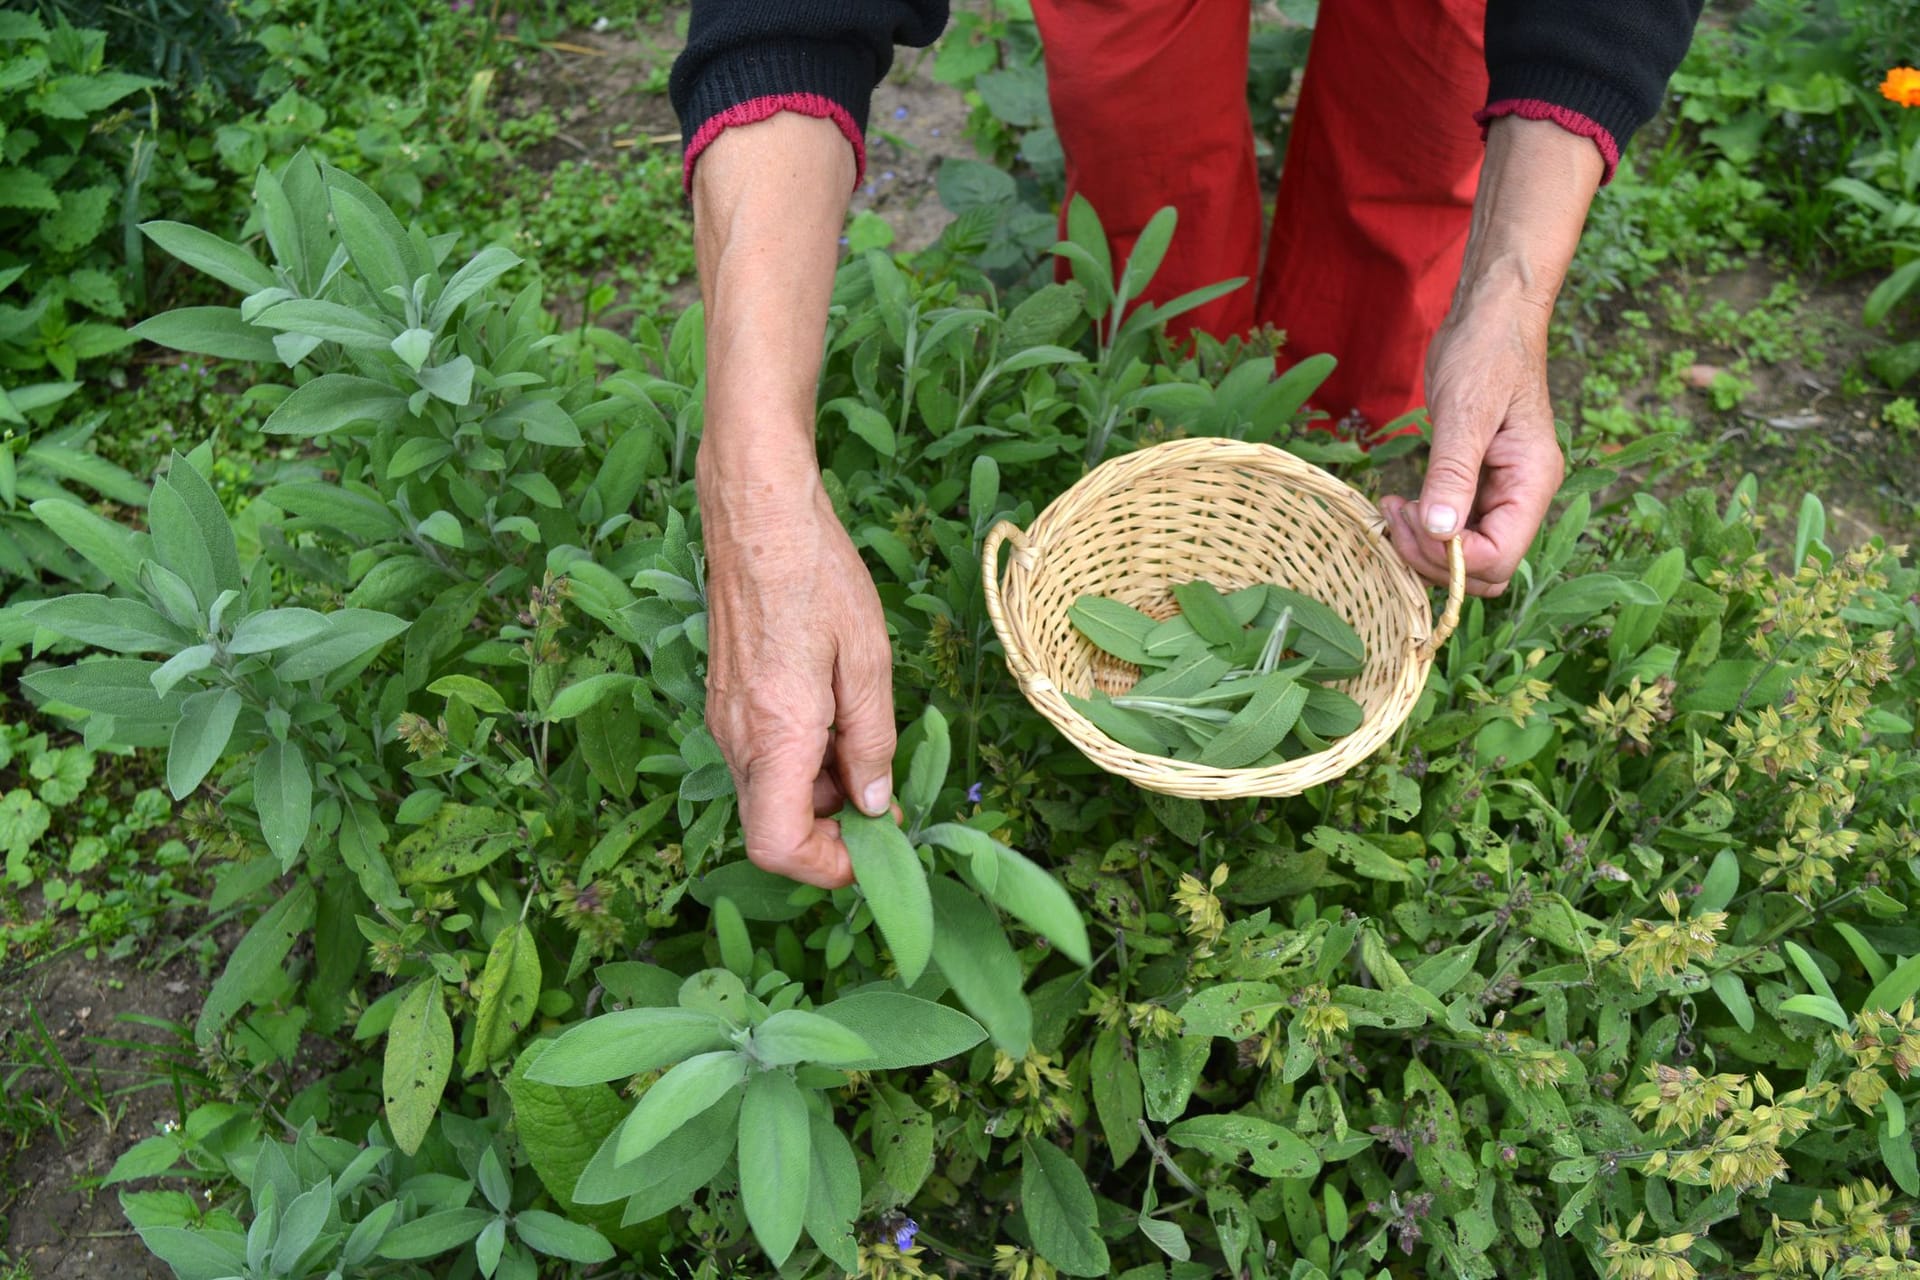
1171,580,1243,648
1302,653,1365,682
1068,597,1157,666
1225,584,1268,626
1289,722,1332,755
1198,675,1310,768
1065,692,1180,754
1300,684,1365,738
1143,614,1201,658
1261,587,1365,666
1129,650,1232,700
1063,576,1369,767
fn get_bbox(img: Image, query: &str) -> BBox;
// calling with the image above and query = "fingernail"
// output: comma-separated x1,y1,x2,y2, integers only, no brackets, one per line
862,779,891,815
1425,504,1459,536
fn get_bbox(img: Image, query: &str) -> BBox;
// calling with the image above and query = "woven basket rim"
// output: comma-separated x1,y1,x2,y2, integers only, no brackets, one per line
983,437,1462,799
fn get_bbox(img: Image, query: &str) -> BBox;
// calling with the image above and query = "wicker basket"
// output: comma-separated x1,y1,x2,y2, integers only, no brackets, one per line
982,436,1465,799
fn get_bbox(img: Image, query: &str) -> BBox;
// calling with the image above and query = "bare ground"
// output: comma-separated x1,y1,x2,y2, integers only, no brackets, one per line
1557,262,1918,548
489,10,976,324
1,952,205,1278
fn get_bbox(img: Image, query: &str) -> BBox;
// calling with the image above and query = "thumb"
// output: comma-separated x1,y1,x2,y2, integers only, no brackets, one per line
1417,390,1497,541
832,626,897,817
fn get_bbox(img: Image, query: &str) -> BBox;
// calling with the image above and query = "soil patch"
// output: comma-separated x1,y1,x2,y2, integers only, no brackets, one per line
1,950,205,1279
852,57,980,255
497,16,685,175
492,10,980,321
1557,261,1917,549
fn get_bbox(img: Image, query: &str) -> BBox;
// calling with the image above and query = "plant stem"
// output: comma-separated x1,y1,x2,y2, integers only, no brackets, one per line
1136,1119,1203,1196
1753,886,1862,948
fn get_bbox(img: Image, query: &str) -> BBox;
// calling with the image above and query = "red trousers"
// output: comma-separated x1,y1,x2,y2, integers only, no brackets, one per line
1030,0,1489,431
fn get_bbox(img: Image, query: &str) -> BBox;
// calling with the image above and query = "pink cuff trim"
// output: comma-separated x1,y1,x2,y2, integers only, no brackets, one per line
1475,98,1620,184
683,93,866,194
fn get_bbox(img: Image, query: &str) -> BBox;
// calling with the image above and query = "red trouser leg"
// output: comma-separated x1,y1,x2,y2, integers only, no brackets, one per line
1258,0,1488,432
1030,0,1262,340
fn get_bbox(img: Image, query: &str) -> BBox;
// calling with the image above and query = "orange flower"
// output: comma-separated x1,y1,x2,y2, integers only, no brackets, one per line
1881,66,1920,108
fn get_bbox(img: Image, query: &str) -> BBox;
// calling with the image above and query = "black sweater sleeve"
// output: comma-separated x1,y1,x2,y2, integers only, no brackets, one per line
669,1,1702,187
670,1,948,180
1483,0,1706,173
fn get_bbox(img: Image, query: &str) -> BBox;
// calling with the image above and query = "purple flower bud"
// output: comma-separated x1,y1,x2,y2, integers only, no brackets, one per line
894,1219,919,1250
966,782,983,804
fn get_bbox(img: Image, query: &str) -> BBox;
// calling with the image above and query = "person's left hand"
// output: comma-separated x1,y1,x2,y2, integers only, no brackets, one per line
1381,292,1565,597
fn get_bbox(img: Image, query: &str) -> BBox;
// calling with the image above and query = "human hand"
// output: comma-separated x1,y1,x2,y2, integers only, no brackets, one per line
1382,115,1599,597
1381,293,1564,596
699,458,897,889
688,112,888,886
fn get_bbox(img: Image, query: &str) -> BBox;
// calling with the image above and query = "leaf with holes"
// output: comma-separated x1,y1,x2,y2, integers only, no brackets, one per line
384,978,453,1155
466,922,541,1074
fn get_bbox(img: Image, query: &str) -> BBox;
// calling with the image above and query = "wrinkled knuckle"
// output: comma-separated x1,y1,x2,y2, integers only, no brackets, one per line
1426,455,1479,493
844,618,894,670
840,695,896,748
740,729,813,779
838,682,895,729
853,729,899,768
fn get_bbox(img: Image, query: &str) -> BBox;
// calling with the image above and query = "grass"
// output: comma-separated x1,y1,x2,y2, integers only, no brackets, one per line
489,150,696,322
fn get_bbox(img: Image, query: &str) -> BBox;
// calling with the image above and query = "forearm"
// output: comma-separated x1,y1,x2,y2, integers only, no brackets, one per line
1450,116,1604,321
693,113,852,480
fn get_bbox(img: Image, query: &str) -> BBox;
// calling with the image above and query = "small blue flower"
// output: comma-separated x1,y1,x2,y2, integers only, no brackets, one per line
966,782,983,804
881,170,896,182
894,1219,919,1251
893,106,909,120
930,127,942,137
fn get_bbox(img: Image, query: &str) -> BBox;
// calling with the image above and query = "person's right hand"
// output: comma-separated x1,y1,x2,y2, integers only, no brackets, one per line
689,110,881,884
698,455,897,889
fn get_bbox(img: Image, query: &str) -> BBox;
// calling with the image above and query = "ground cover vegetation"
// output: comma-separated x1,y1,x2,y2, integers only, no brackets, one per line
0,2,1917,1278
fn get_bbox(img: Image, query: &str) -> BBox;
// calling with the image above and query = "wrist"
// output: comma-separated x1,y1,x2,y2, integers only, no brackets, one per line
696,423,821,508
1451,116,1603,322
1450,254,1557,325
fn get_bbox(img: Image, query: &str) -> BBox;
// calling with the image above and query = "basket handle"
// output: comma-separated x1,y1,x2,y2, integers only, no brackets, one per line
982,519,1040,680
1419,535,1467,661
